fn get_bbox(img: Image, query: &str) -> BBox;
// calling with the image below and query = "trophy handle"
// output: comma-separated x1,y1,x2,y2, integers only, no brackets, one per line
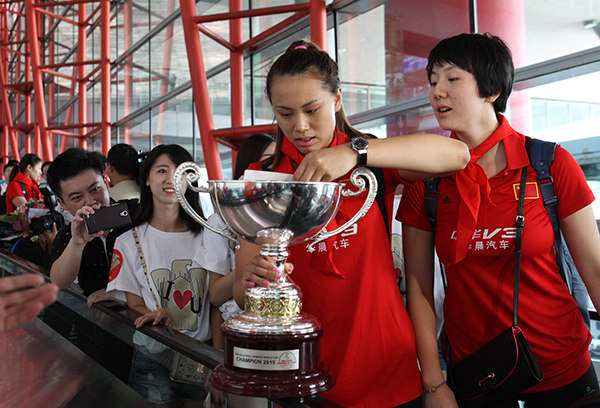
307,167,377,252
173,162,240,249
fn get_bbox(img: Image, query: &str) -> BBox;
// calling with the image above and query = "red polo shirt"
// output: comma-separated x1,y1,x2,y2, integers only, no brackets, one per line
5,171,42,214
249,132,422,407
398,120,593,392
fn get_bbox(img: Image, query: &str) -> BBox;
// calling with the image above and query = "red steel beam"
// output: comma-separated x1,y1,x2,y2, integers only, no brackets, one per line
238,10,307,51
25,17,31,154
122,0,132,144
78,2,87,149
179,0,222,179
0,51,19,159
230,0,243,129
100,0,110,155
194,3,309,24
154,0,176,146
47,5,55,156
25,0,53,160
212,124,277,139
310,0,327,50
34,0,99,7
196,23,235,52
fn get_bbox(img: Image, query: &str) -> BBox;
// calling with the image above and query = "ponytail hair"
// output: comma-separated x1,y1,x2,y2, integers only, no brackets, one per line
264,40,366,169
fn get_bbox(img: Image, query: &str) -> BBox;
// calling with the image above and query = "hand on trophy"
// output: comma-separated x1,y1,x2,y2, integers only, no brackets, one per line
293,143,357,182
241,255,294,288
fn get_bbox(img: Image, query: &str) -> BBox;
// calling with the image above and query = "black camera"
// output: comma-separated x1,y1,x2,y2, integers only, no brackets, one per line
29,186,65,235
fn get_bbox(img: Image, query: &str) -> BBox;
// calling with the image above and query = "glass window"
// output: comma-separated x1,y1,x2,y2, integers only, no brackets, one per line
477,0,600,67
336,0,469,112
150,88,195,149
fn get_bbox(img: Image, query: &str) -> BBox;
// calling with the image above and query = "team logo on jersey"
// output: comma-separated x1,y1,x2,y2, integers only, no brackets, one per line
513,182,539,200
109,249,123,282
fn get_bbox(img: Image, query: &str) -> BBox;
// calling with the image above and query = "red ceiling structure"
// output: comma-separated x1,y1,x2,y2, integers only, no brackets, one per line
0,0,328,177
179,0,327,179
0,0,111,163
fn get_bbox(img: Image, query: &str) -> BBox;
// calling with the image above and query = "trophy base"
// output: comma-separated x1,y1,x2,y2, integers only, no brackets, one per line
210,312,334,398
210,363,333,398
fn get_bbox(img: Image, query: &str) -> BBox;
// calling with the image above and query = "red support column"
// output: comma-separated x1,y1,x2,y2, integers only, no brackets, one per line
0,56,20,160
78,3,88,150
230,0,243,129
123,0,133,144
154,0,177,145
179,0,223,179
24,0,53,160
100,0,111,155
47,6,56,157
310,0,327,50
25,38,31,154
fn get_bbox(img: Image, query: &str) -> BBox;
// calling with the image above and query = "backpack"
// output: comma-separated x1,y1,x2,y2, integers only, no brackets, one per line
424,136,591,328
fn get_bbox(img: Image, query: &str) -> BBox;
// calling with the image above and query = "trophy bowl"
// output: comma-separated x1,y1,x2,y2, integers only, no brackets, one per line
173,164,377,398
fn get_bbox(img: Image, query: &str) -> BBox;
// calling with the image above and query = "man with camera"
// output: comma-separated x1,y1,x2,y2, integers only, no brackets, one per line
47,148,131,306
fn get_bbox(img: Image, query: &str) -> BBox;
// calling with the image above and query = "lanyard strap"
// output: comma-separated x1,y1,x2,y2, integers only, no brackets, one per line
131,228,162,310
513,166,528,328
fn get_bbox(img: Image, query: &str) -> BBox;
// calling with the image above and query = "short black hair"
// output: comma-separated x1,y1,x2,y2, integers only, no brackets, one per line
41,161,52,171
47,148,106,199
107,143,139,178
427,33,514,113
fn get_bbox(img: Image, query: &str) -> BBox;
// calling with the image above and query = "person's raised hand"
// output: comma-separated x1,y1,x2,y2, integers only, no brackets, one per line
0,274,58,333
70,205,104,246
293,143,357,182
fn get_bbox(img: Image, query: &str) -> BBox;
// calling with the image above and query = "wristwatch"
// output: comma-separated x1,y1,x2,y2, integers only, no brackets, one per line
350,136,369,167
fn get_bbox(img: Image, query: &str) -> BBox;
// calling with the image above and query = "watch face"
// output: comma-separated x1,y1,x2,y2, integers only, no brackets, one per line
352,137,368,150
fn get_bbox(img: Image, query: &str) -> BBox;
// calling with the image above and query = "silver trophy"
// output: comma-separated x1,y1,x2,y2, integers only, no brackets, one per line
173,163,377,398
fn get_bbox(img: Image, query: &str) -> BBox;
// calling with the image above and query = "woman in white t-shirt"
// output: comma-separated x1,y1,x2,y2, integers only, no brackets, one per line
107,144,231,407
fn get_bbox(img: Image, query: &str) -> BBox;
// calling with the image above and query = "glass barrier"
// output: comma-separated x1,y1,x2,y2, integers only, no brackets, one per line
0,252,338,408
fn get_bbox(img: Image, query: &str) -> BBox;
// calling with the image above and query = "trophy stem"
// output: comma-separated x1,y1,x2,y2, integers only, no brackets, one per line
260,243,289,285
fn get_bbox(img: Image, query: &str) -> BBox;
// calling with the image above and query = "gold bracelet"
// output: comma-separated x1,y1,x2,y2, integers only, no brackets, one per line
156,307,170,315
425,380,446,394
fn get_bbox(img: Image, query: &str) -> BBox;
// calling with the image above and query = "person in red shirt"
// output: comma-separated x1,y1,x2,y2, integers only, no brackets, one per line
398,33,600,408
5,153,43,214
232,40,470,408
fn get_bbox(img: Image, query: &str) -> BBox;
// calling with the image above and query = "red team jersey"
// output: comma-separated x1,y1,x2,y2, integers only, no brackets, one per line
5,171,42,213
249,131,422,407
398,119,593,392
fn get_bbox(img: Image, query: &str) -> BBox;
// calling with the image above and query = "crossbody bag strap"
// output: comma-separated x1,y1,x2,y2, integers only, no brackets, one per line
131,227,162,310
514,166,528,328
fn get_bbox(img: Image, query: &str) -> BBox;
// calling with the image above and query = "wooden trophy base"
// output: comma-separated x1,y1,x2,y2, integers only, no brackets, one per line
210,321,334,398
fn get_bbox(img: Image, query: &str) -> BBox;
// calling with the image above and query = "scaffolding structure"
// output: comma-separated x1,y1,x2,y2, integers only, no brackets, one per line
0,0,111,162
179,0,327,179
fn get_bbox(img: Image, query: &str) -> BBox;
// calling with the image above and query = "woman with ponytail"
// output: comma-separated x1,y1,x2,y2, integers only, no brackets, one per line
233,40,470,407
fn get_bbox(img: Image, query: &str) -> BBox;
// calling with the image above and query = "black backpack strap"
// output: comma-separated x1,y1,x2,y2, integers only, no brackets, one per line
16,181,27,198
526,136,590,328
424,178,441,230
525,136,565,282
368,166,390,236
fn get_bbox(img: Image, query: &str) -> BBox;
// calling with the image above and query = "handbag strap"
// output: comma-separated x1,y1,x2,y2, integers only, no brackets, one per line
131,227,162,310
513,166,528,328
